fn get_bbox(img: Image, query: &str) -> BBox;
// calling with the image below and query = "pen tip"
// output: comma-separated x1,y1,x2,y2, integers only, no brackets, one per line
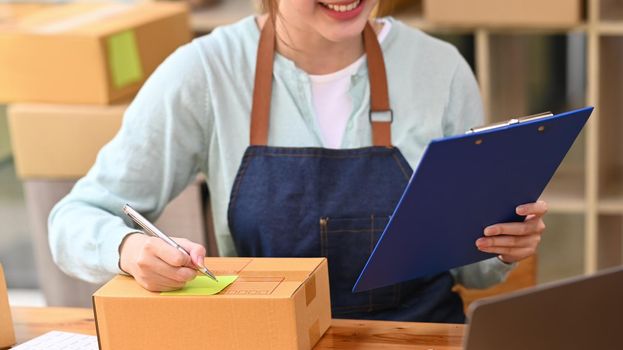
200,266,217,282
209,272,218,282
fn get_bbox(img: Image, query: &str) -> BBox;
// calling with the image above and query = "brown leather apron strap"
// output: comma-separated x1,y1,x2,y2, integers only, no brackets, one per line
250,19,392,147
250,18,276,146
363,22,392,147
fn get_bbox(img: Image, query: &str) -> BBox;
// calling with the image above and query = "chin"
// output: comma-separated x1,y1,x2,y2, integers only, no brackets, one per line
315,0,377,42
320,19,370,42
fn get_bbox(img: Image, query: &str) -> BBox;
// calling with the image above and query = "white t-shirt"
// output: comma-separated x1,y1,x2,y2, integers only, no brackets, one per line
309,19,391,149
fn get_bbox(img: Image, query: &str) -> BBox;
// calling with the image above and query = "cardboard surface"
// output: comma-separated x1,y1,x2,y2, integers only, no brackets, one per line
8,103,127,179
0,264,16,349
0,2,191,104
424,0,583,26
93,258,331,350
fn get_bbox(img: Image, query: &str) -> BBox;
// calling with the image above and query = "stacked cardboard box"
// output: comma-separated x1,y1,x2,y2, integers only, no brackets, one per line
0,1,191,104
424,0,583,27
8,103,126,178
3,2,206,308
3,1,192,175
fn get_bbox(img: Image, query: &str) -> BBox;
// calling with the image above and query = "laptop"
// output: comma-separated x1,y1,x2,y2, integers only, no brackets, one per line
463,265,623,350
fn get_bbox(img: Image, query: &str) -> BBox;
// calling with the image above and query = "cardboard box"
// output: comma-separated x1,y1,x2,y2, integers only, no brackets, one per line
93,258,331,350
8,103,127,179
0,2,191,104
424,0,583,27
0,264,16,349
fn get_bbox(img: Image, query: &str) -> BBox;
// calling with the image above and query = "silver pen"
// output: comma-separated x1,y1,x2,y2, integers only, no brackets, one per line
122,204,218,281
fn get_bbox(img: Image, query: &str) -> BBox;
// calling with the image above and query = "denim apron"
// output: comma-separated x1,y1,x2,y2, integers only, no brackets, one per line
227,20,465,323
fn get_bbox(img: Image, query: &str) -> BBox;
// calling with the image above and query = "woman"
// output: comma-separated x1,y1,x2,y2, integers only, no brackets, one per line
49,0,547,323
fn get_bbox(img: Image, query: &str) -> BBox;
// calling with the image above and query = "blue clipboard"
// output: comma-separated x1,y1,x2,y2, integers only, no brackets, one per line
352,106,593,293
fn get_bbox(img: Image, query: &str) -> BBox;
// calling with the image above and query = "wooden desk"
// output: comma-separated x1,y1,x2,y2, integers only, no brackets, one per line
12,307,465,349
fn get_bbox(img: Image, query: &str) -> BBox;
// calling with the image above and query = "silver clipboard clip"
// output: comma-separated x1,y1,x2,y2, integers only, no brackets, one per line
466,111,554,134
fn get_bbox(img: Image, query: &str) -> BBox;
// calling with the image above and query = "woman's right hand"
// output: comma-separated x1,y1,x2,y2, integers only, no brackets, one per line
119,233,206,292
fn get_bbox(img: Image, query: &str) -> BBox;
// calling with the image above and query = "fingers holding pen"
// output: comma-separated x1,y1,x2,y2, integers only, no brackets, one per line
147,236,191,267
134,257,196,291
120,234,199,292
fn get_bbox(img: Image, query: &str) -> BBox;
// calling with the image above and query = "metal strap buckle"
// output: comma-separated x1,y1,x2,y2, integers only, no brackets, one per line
369,109,393,123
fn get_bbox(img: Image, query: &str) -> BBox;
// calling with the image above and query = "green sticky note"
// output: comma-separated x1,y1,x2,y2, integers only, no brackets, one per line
106,30,143,89
161,276,238,296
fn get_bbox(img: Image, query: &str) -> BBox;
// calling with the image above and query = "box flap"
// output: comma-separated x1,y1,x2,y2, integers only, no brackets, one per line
94,258,327,300
241,258,325,280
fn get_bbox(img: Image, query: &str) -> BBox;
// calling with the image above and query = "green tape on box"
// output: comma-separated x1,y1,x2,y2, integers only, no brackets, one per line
107,30,143,89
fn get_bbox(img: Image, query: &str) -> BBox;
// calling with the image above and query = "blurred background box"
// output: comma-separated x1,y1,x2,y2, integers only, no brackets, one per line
0,1,191,105
0,264,16,349
423,0,583,27
8,103,125,178
6,103,216,307
0,3,46,22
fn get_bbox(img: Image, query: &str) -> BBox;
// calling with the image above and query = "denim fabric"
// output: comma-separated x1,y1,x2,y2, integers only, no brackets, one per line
228,146,465,322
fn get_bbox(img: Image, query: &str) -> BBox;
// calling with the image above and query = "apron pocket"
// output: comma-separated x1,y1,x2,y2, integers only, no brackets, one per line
320,215,400,315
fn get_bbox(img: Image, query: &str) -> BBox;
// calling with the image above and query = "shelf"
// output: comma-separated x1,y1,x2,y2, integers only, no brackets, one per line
487,33,587,123
599,0,623,22
599,179,623,213
537,214,585,283
540,122,586,214
408,0,587,34
598,36,623,212
598,21,623,35
542,169,586,214
409,22,588,35
596,215,623,268
396,3,586,34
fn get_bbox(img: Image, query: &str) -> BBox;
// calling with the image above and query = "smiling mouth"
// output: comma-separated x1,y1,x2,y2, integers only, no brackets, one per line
319,0,362,13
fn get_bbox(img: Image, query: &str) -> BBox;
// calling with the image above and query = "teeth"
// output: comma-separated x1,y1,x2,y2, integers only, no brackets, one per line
322,0,361,12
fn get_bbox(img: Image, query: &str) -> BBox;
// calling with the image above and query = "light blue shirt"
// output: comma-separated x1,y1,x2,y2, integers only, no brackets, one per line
49,16,514,286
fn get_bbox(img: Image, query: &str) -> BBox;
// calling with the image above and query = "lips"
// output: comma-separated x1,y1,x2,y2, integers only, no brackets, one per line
318,0,365,21
319,0,362,12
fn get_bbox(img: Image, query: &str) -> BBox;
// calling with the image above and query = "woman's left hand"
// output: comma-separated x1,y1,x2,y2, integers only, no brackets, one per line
476,200,548,264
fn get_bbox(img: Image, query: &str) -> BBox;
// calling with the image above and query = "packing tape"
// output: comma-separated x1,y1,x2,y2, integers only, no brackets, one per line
106,29,143,89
